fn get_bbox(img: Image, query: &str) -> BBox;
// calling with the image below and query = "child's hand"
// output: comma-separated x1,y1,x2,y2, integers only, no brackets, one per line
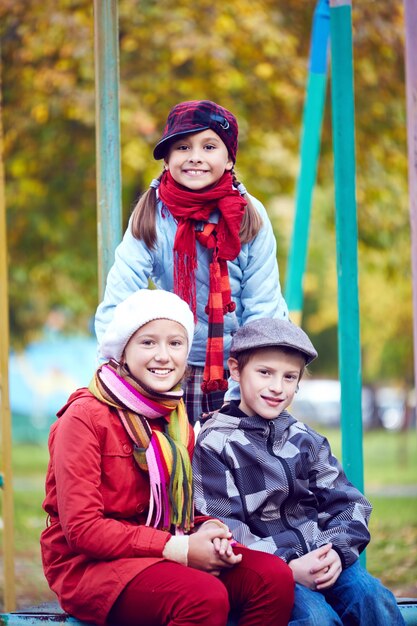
212,535,234,557
188,524,242,575
289,543,339,589
310,546,342,590
200,521,241,566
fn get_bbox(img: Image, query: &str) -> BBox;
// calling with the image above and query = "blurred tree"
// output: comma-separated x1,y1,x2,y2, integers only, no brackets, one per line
1,0,97,346
0,0,412,383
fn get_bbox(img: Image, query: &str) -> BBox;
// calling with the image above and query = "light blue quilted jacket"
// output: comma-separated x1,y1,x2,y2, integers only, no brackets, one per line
95,194,288,399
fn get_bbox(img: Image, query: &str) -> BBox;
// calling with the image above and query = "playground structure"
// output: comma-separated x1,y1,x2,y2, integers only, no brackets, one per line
1,0,417,622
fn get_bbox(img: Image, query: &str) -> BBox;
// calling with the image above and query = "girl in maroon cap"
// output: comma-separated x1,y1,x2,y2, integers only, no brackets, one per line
95,100,289,425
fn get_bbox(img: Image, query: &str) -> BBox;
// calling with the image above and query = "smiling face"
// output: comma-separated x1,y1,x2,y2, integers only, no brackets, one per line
228,347,305,420
164,129,233,191
123,319,189,392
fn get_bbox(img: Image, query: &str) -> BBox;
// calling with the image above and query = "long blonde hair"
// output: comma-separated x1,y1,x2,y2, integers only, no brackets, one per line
131,170,263,250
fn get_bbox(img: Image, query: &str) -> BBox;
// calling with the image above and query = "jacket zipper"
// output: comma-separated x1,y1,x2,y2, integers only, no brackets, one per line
266,422,309,554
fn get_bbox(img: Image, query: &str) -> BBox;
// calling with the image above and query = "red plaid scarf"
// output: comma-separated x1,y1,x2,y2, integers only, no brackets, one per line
158,170,246,392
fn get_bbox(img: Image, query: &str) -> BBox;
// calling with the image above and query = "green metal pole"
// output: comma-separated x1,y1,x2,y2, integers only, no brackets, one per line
285,0,330,326
329,0,364,492
93,0,122,299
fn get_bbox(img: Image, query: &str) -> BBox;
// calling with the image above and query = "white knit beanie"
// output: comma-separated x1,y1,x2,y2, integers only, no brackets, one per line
98,289,195,362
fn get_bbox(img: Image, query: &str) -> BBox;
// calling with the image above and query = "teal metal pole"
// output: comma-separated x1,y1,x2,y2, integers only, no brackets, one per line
285,0,330,326
404,0,417,400
93,0,122,299
329,1,364,492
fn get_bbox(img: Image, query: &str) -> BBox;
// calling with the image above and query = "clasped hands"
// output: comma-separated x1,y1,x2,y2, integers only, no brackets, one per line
289,542,342,591
188,525,343,589
187,521,242,576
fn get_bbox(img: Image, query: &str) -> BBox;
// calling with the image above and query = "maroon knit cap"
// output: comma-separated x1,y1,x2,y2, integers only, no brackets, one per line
153,100,239,163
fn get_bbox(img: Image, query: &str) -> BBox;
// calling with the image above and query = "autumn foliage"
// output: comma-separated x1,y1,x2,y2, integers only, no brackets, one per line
0,0,411,384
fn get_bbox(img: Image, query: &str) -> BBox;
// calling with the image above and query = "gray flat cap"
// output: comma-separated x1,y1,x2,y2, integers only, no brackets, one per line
230,318,318,365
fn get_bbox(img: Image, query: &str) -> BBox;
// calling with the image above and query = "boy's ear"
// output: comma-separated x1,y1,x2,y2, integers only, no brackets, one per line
227,357,240,382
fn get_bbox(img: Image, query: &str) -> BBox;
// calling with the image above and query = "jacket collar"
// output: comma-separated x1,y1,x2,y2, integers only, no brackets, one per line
205,400,296,439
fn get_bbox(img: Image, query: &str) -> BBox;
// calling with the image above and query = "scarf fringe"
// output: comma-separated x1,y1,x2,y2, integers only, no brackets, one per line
174,251,198,322
90,363,194,531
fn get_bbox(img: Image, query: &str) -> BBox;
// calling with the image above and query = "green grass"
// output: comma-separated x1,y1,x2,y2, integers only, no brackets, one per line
12,444,49,477
0,444,54,610
321,427,417,487
368,497,417,594
363,430,417,487
304,428,417,596
8,444,49,551
1,430,416,609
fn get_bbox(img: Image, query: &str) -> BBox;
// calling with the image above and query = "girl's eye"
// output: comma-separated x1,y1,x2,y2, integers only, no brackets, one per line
141,339,155,346
176,144,189,151
171,340,184,347
258,369,270,376
204,144,215,150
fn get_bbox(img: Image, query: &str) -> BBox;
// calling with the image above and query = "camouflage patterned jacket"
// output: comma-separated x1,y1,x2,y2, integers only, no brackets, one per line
193,402,372,568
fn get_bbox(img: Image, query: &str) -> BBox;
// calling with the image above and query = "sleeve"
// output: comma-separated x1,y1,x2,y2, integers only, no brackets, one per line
224,197,288,402
94,217,154,344
187,423,222,529
53,406,170,560
239,196,288,326
192,431,297,563
309,438,372,568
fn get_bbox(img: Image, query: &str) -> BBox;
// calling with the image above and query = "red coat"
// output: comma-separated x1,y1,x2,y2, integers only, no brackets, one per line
41,388,200,625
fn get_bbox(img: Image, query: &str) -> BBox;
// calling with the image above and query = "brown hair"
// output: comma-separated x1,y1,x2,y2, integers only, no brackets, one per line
130,170,263,249
231,171,263,243
130,174,162,249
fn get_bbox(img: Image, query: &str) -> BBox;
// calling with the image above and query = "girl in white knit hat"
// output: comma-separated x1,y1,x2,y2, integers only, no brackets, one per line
40,289,294,626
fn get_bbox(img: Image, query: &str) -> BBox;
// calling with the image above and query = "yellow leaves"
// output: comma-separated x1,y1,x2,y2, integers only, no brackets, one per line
359,59,379,87
171,48,192,67
370,101,386,119
359,266,413,382
254,62,274,80
259,132,299,177
215,69,247,91
129,110,156,137
122,140,147,173
8,158,28,179
215,13,236,35
31,103,49,124
8,169,46,200
2,0,412,379
120,36,138,53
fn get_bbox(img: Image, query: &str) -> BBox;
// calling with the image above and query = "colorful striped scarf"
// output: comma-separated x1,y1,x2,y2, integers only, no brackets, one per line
89,360,194,531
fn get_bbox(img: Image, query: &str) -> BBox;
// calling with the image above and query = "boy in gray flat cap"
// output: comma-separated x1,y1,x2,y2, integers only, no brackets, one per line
193,318,405,626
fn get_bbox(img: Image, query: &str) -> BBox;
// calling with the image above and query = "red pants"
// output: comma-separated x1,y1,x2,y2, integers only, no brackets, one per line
108,546,294,626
